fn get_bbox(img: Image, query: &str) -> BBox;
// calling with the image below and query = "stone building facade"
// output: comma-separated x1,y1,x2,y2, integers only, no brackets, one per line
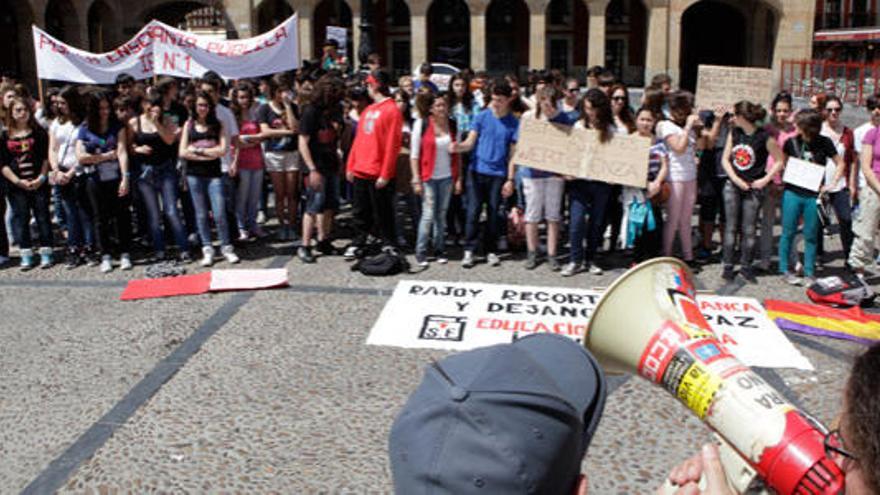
4,0,816,89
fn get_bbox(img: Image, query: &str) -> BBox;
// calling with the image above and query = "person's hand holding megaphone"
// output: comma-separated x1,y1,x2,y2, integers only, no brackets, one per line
661,444,736,495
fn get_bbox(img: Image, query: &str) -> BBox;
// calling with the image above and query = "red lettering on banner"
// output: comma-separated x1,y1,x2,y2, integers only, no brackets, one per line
721,333,739,346
85,56,101,65
475,318,585,336
698,300,762,313
39,33,68,54
138,51,153,74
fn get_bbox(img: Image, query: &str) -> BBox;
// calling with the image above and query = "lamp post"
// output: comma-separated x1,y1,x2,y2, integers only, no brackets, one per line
358,0,373,68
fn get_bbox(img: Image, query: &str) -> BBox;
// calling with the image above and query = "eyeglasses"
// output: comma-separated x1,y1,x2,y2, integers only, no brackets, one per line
826,107,842,114
824,429,858,469
566,87,579,93
612,96,627,102
869,104,880,111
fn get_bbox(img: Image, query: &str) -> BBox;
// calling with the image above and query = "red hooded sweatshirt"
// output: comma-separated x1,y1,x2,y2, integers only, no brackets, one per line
346,97,403,181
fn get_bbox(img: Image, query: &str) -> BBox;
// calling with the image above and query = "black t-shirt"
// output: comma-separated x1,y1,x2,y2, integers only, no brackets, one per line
783,134,838,197
258,102,298,152
299,104,341,174
162,102,189,131
1,128,48,181
728,127,770,182
184,122,222,178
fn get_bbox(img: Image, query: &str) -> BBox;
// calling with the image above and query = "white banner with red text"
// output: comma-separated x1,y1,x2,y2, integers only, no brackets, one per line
32,15,299,84
366,281,813,371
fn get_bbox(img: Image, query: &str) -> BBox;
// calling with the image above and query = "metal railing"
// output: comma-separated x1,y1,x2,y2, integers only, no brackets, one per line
780,59,880,106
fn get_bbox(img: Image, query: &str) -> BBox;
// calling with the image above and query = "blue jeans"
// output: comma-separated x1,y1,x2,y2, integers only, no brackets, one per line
186,175,231,247
138,161,189,254
779,188,819,277
464,171,505,252
59,175,95,250
568,180,611,265
8,185,53,250
236,168,264,232
416,177,453,257
304,171,340,214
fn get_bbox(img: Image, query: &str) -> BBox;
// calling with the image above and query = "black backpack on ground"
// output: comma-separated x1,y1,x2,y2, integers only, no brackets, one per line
351,247,410,276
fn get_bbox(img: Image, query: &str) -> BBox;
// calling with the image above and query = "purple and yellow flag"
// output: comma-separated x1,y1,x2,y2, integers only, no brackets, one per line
764,299,880,345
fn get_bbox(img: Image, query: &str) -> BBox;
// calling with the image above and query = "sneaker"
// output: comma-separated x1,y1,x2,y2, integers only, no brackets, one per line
256,210,267,224
685,259,702,274
497,238,509,252
696,247,713,260
221,245,240,264
297,246,316,264
19,249,34,271
586,263,603,275
741,266,757,284
316,239,336,255
188,233,200,246
487,252,501,267
64,250,79,270
462,250,476,268
783,272,801,286
120,253,133,271
83,246,99,267
722,265,736,282
39,247,53,269
253,227,269,239
561,262,582,277
436,254,448,264
179,251,193,264
238,229,250,242
548,256,561,272
100,254,113,273
343,245,360,261
415,254,429,268
200,246,215,267
524,251,538,270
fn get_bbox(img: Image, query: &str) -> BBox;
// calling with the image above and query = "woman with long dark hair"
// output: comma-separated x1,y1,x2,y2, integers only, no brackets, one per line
447,73,481,242
50,85,96,268
180,91,238,267
129,92,190,261
1,96,53,269
231,81,266,241
759,91,797,272
258,73,300,241
819,94,855,264
609,84,636,134
76,90,131,273
719,101,785,283
561,89,615,277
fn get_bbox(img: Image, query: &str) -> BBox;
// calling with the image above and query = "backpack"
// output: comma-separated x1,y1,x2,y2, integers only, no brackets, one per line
807,274,876,308
351,247,410,276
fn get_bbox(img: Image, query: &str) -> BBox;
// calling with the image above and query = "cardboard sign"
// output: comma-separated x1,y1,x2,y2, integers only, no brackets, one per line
783,157,825,192
366,281,813,371
513,118,651,188
33,15,299,83
695,65,774,111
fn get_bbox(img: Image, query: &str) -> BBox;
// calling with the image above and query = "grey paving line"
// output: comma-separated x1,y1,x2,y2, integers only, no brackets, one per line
0,278,127,289
20,255,288,495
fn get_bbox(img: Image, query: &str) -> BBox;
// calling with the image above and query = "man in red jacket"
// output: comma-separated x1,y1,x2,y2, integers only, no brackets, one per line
344,70,404,258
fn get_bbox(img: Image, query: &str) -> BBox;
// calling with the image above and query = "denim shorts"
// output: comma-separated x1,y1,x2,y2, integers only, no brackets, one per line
305,171,340,214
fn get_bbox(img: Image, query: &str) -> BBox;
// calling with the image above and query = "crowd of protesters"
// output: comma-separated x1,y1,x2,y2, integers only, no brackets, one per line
0,46,876,286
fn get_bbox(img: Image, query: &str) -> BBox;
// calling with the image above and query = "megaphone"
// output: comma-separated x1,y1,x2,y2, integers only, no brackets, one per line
586,257,844,494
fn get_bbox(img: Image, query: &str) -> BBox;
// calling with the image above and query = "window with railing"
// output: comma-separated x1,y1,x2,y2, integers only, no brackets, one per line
815,0,878,30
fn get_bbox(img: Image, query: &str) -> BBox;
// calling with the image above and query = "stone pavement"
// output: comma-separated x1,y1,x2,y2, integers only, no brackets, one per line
0,229,864,494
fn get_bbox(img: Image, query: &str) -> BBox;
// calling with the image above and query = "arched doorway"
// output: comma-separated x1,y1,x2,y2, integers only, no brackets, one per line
141,1,208,27
313,0,353,60
384,0,411,76
680,0,776,91
427,0,470,68
545,0,589,76
88,0,115,52
257,0,294,33
605,0,646,86
486,0,529,75
45,0,81,45
0,0,32,79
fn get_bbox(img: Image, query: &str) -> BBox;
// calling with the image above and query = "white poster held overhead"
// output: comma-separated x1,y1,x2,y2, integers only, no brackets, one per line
325,26,347,57
366,281,813,371
33,15,299,83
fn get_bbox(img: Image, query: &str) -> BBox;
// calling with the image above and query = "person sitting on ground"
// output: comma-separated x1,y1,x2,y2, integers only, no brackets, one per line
389,333,607,494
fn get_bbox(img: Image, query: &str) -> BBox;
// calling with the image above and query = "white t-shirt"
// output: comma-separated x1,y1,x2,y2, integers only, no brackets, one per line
854,121,874,190
50,119,80,171
820,124,848,193
410,118,453,180
215,103,239,173
656,120,697,182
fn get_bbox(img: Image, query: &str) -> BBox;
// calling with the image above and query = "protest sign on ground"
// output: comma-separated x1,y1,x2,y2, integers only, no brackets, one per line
367,280,813,370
